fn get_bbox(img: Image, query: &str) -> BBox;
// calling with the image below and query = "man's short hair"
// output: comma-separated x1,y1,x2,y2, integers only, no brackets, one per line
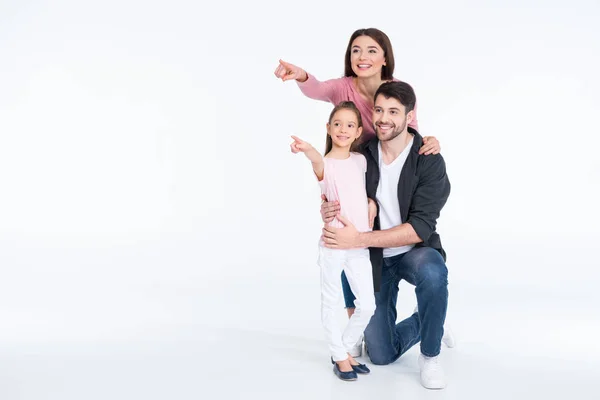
374,81,416,113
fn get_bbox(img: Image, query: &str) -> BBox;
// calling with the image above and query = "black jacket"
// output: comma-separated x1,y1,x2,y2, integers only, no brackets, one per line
359,128,451,291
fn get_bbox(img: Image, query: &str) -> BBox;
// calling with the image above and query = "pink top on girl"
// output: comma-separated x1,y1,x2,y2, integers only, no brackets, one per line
297,74,419,140
319,152,371,235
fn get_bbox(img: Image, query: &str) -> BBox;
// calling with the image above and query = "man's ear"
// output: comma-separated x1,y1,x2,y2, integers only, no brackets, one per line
406,110,415,126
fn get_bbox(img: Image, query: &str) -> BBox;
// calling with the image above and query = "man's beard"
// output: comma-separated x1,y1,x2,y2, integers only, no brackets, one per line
375,120,406,142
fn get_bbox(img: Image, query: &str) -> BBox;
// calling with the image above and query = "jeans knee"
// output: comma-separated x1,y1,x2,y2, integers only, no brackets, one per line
368,351,394,365
364,334,395,365
417,262,448,290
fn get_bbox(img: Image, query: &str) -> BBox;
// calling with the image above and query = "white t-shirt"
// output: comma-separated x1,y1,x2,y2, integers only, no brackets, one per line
377,139,415,258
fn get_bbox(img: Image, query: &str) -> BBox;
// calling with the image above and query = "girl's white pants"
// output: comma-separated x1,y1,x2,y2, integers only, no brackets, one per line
318,246,376,361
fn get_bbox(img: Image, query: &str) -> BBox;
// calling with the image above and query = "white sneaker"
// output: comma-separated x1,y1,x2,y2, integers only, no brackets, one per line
348,335,363,357
418,354,447,389
413,305,456,348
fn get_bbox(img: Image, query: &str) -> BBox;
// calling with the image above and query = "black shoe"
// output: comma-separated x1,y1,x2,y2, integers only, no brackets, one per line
331,357,369,375
332,363,358,381
351,363,370,374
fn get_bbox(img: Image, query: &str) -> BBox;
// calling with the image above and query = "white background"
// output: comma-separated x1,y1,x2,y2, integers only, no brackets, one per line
1,0,599,399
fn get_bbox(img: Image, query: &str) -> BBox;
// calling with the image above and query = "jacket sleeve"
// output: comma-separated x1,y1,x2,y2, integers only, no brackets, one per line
406,155,450,243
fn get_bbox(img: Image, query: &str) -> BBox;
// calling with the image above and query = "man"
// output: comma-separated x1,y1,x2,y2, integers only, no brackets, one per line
320,81,451,389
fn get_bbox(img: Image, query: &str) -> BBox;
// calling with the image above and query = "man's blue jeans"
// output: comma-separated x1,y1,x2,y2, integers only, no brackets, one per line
342,246,448,364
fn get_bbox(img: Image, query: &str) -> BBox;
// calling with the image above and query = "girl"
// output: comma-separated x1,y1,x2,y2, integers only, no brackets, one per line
290,101,375,382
